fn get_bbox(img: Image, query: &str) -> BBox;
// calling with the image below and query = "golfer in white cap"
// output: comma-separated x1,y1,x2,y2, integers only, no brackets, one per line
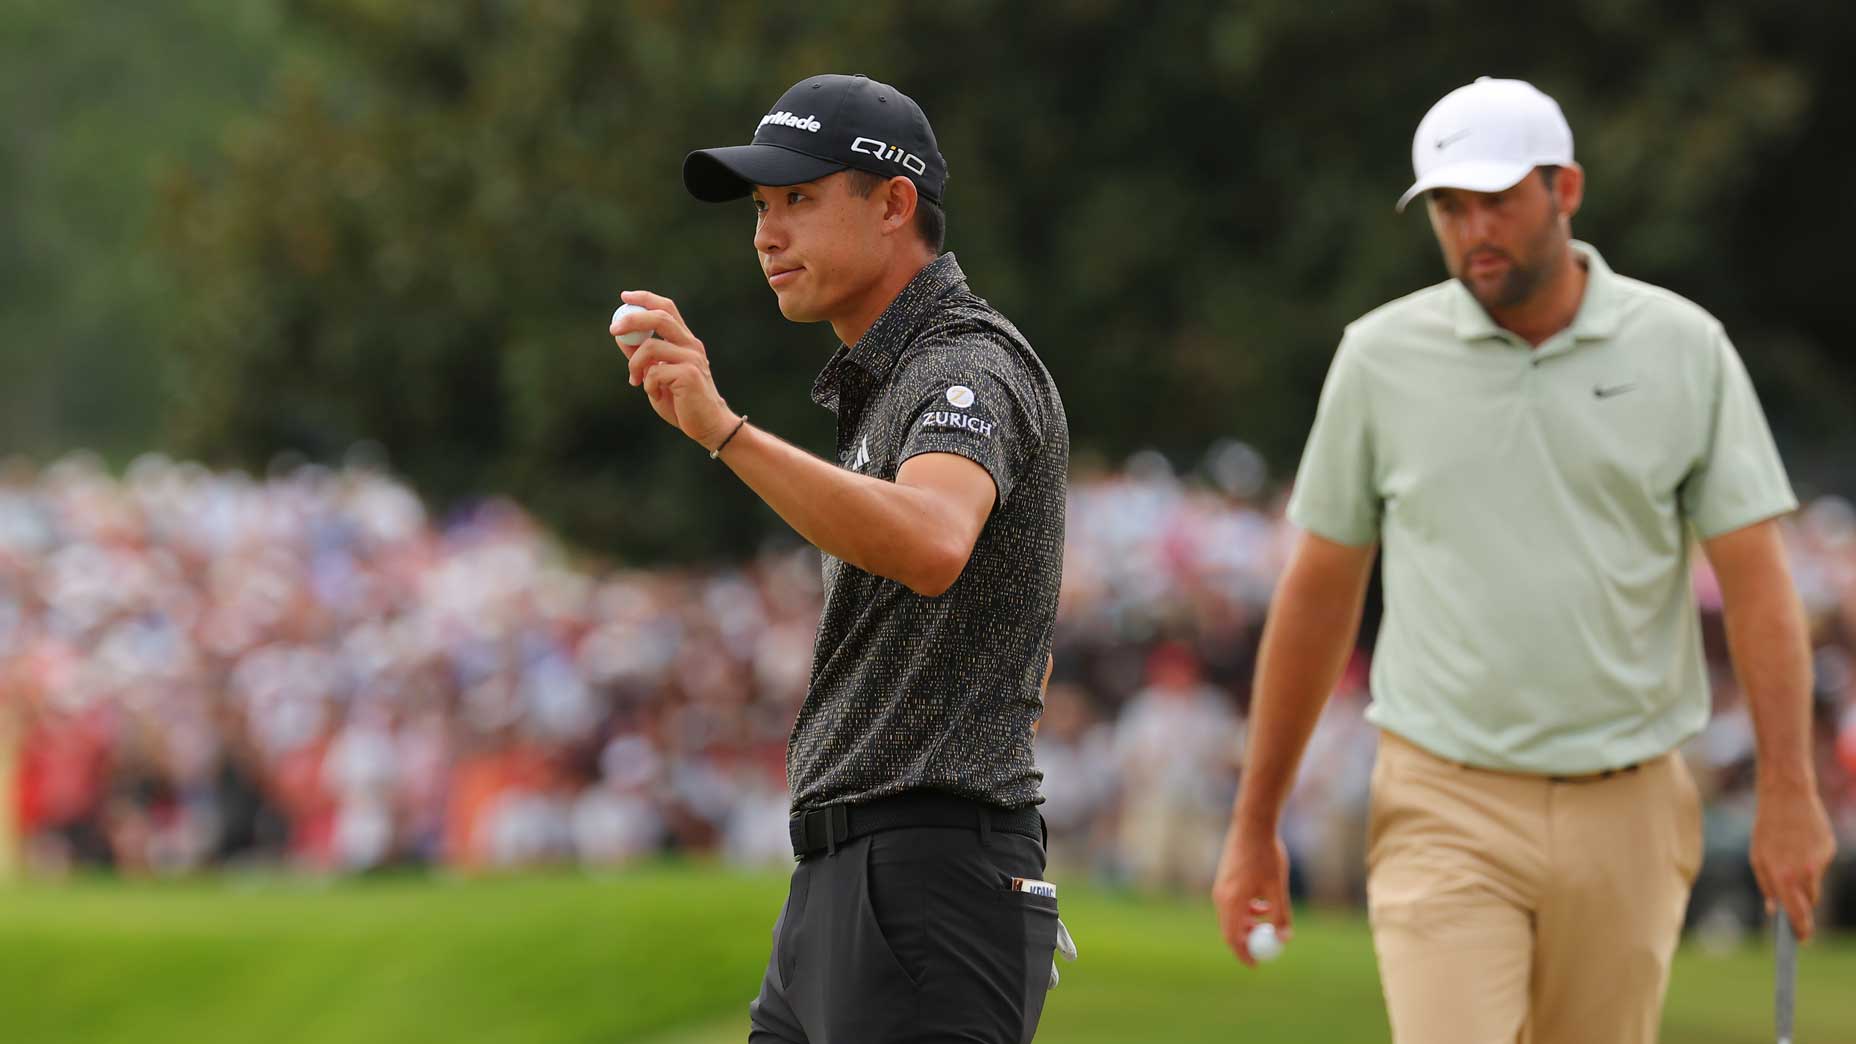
1212,77,1836,1043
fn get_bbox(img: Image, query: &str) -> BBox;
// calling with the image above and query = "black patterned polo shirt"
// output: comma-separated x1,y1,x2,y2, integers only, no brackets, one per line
788,252,1069,812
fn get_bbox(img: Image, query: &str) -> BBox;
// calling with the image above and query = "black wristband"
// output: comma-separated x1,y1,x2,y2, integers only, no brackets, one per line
709,415,749,460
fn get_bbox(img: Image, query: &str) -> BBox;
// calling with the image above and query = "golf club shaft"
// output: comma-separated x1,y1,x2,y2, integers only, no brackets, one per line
1776,907,1796,1044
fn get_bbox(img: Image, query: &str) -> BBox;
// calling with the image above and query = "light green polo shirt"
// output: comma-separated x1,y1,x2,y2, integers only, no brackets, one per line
1288,242,1796,774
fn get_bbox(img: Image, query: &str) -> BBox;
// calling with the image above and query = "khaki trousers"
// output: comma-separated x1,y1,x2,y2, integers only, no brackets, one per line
1367,730,1703,1044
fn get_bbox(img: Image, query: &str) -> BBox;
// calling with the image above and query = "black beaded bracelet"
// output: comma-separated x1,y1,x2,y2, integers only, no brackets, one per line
709,415,749,460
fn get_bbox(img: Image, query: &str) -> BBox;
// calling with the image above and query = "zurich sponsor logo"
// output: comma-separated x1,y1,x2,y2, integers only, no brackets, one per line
946,385,975,409
920,410,994,437
759,111,822,133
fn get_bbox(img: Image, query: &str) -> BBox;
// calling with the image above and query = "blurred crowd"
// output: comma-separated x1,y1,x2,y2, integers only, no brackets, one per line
4,449,1855,930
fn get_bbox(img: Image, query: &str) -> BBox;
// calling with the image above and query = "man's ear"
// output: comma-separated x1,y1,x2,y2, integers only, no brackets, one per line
881,175,919,236
1555,162,1585,221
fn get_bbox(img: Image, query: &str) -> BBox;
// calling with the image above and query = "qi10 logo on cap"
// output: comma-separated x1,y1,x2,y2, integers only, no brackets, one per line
853,136,929,176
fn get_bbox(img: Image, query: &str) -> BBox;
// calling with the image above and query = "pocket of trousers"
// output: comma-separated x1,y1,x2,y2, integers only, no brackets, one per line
988,839,1060,953
1669,754,1704,886
1365,735,1405,874
863,841,928,991
1004,888,1060,941
1004,886,1060,1044
776,864,809,990
769,896,791,989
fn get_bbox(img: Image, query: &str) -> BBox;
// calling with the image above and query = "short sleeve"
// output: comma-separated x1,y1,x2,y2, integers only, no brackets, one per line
1680,325,1797,539
893,339,1041,507
1286,335,1381,546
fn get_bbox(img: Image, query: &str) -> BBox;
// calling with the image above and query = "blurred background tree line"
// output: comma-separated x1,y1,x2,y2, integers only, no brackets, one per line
6,0,1853,562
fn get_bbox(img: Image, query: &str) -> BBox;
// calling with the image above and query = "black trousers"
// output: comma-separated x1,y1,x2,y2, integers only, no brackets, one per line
748,825,1059,1044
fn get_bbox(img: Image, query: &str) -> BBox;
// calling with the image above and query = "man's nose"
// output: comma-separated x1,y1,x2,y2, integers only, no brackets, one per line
754,212,783,256
1459,201,1497,243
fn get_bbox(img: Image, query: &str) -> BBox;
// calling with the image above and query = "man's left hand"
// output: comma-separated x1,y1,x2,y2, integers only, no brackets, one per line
1750,782,1837,941
612,290,740,451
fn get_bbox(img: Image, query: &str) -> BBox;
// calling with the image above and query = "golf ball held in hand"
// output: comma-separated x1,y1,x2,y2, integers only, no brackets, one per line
1247,922,1284,962
611,303,649,347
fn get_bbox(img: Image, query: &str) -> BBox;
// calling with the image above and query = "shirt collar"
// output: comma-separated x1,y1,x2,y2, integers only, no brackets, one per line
1450,240,1620,345
1566,241,1621,341
810,252,967,412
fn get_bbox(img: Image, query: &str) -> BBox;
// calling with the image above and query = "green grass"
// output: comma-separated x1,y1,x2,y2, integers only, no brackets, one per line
0,866,1849,1043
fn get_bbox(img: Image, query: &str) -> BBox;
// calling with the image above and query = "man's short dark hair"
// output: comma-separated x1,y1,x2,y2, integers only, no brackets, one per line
845,169,946,253
1538,165,1561,191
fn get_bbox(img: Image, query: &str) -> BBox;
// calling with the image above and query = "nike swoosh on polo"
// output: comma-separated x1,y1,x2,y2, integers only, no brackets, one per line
1593,383,1637,399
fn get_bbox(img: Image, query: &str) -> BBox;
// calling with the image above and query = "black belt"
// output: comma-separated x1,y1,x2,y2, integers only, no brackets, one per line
1453,756,1643,784
789,792,1043,860
1546,763,1642,784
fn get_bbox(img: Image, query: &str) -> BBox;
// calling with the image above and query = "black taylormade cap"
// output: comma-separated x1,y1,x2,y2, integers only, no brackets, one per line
683,73,947,205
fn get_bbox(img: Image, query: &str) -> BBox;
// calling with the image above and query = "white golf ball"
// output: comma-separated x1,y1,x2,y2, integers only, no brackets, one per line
1247,922,1284,963
611,303,649,347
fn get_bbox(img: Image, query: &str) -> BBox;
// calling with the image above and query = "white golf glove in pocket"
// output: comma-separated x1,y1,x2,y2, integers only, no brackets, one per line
1049,917,1078,989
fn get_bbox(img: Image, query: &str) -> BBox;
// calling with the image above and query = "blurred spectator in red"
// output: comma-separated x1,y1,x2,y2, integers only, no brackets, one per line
0,447,1849,934
1112,641,1243,892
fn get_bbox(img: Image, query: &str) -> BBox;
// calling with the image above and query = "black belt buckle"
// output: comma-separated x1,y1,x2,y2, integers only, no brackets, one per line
796,804,850,857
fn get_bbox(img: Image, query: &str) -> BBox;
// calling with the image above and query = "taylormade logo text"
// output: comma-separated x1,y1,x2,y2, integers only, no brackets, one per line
759,111,822,133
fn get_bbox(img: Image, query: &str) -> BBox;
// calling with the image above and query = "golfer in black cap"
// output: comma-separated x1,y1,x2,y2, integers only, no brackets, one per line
613,74,1072,1043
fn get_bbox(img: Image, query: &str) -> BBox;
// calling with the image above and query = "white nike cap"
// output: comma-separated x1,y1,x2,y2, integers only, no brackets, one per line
1396,77,1574,212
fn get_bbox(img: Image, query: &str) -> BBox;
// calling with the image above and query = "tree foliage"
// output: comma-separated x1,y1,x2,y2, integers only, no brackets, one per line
28,0,1855,559
0,0,290,458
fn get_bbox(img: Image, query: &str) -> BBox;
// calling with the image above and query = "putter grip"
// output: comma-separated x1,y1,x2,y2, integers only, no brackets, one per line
1775,907,1796,1044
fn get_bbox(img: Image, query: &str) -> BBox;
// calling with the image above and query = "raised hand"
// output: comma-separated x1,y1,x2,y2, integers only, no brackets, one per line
611,290,739,451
